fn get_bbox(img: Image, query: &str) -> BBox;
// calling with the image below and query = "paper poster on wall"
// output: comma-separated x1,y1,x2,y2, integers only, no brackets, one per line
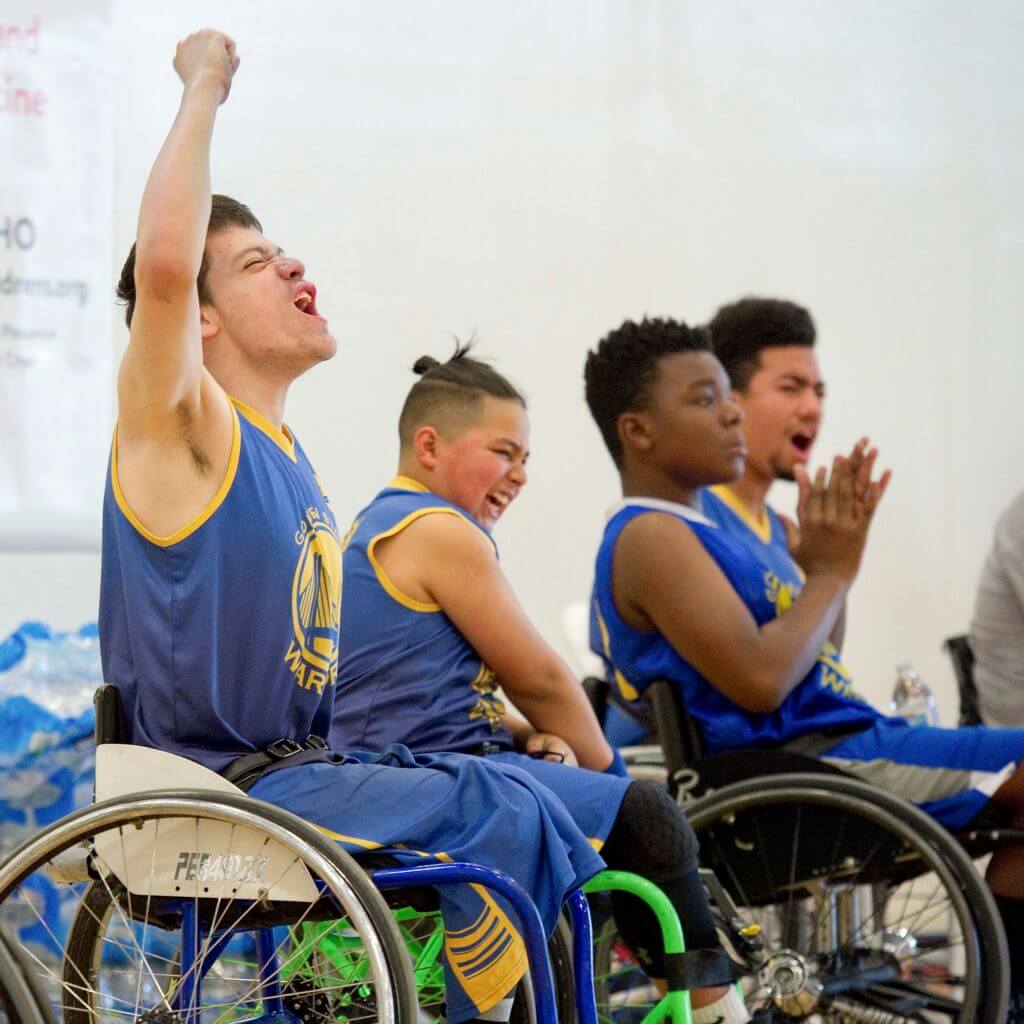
0,1,113,551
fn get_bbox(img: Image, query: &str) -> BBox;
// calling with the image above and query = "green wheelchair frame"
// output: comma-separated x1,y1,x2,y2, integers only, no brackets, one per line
284,868,702,1024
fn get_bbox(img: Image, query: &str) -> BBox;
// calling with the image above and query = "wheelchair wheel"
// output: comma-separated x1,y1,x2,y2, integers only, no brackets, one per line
0,925,55,1024
686,773,1009,1023
591,906,660,1024
0,790,417,1023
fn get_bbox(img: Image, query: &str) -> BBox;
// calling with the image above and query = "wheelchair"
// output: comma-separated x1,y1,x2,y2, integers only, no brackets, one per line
0,683,611,1024
588,676,1020,1024
0,682,759,1024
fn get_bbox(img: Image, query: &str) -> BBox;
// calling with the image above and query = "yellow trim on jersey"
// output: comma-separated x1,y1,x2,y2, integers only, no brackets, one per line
110,404,241,548
367,507,464,611
588,836,604,852
231,397,296,461
385,476,499,554
390,474,430,493
592,600,640,702
709,484,772,545
367,505,497,612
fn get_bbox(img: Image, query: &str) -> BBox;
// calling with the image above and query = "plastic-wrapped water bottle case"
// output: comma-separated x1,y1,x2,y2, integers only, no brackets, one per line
0,621,100,960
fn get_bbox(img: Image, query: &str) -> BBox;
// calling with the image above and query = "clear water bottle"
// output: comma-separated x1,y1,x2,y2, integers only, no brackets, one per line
890,664,939,727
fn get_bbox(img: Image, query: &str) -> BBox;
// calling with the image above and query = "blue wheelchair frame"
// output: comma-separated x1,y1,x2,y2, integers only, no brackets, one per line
168,861,597,1024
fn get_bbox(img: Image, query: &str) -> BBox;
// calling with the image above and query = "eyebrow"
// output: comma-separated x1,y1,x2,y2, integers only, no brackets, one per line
777,373,824,388
686,378,718,390
233,245,283,265
494,437,529,455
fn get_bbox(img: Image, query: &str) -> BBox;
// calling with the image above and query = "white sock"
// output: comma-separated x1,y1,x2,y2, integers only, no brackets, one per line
475,995,515,1022
692,986,751,1024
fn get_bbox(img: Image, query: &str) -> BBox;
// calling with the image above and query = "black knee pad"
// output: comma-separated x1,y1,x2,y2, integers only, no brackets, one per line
601,780,699,881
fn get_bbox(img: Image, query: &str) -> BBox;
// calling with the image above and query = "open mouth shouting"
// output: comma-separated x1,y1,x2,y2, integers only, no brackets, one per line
789,430,817,461
292,282,324,320
483,489,515,522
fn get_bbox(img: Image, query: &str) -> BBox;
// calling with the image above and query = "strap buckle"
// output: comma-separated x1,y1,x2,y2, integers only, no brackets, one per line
304,734,328,751
266,738,304,759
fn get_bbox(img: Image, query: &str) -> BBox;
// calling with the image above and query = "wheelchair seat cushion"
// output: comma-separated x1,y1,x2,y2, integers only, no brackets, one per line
693,748,848,793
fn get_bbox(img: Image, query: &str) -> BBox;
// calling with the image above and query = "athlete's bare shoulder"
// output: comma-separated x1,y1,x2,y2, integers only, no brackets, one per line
113,370,236,540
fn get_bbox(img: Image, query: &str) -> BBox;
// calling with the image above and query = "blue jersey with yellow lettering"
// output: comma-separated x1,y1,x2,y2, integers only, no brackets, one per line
331,477,513,755
99,399,341,772
591,496,880,755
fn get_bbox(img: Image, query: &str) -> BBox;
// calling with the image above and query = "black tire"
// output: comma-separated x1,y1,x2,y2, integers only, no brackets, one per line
686,773,1009,1024
0,926,55,1024
590,904,661,1024
509,915,575,1024
0,790,418,1023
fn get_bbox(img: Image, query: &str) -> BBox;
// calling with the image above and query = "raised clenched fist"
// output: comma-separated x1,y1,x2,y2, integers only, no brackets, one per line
173,29,240,105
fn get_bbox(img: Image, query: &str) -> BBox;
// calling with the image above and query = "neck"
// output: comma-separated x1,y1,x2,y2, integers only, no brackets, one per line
619,461,702,509
395,456,434,492
720,465,774,519
215,372,289,429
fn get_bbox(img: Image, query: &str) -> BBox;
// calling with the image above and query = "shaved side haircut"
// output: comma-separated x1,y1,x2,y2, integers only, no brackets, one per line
398,343,526,446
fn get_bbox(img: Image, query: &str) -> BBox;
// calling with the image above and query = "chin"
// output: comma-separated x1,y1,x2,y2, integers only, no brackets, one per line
302,334,338,366
708,457,745,484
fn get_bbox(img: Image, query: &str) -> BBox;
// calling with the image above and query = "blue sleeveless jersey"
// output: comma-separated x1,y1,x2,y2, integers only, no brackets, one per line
99,399,341,771
702,486,797,583
590,495,879,755
331,477,513,755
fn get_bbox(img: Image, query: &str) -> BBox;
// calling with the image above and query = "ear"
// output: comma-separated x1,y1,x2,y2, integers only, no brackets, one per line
200,304,220,342
618,411,654,457
413,425,442,470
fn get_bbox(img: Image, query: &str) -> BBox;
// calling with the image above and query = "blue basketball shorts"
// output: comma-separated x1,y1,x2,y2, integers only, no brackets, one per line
822,718,1024,829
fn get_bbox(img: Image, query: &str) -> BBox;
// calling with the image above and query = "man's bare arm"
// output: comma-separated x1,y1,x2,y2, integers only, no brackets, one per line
616,514,849,713
387,514,616,772
118,30,238,436
619,457,888,713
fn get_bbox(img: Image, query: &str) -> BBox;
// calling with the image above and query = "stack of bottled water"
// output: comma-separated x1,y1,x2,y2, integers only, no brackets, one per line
0,621,100,961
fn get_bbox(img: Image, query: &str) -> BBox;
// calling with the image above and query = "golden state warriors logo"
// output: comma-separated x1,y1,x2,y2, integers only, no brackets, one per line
468,662,506,732
764,570,796,616
284,507,342,694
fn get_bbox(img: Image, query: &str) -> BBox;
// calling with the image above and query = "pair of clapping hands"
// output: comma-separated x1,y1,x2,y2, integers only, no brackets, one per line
789,438,892,584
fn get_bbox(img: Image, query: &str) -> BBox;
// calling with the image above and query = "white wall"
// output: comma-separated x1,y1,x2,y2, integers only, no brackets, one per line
3,0,1023,721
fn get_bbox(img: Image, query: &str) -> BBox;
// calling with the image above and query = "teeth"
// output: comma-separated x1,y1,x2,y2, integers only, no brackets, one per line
295,291,312,309
490,494,509,507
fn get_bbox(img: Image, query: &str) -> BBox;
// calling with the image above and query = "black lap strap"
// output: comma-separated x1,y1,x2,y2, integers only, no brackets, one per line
781,722,872,758
221,735,328,791
663,949,743,991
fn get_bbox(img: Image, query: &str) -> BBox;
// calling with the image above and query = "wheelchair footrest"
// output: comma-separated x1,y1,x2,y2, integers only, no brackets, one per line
664,949,743,991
